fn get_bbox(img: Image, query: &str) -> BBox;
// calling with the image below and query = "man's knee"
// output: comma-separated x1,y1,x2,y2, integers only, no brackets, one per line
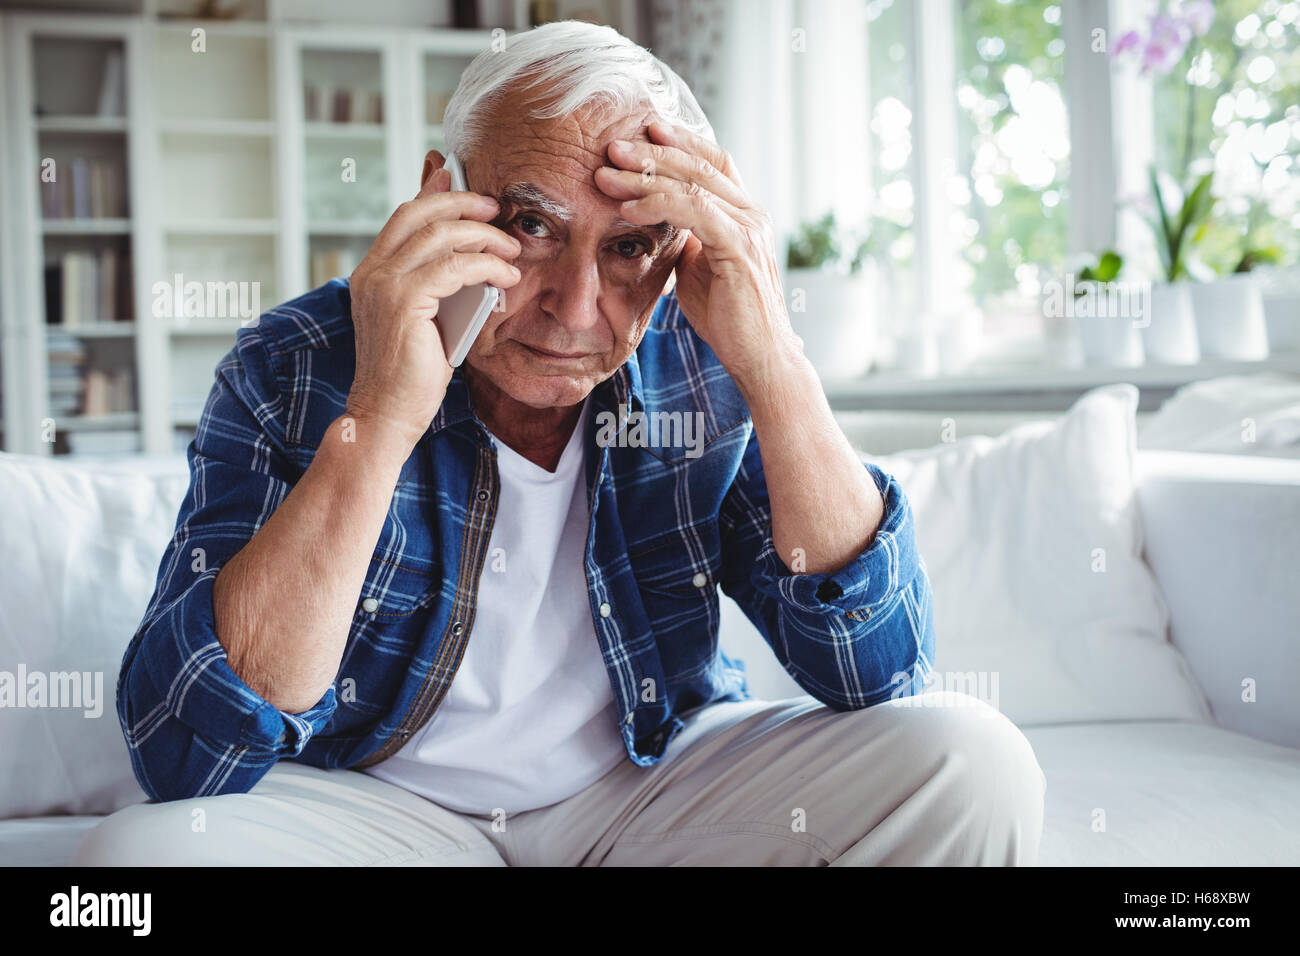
869,690,1046,861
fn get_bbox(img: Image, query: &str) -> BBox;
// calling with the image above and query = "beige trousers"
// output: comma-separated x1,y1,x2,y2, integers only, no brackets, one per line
74,692,1046,866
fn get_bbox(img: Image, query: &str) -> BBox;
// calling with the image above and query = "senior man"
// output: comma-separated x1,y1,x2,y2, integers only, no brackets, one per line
76,21,1044,867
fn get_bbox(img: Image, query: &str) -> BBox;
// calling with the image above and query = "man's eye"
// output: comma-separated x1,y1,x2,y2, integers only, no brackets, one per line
613,237,650,259
514,215,550,239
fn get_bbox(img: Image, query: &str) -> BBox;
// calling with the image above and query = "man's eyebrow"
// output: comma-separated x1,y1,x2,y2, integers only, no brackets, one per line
500,181,678,246
613,218,679,246
499,182,574,221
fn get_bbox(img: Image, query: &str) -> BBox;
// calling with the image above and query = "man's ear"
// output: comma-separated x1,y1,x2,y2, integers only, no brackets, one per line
420,150,448,195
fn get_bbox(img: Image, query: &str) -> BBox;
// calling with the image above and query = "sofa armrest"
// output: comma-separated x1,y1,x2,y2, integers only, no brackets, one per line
1135,450,1300,749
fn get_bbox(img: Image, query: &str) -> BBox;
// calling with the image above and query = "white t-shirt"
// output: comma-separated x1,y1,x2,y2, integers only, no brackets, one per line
363,400,627,815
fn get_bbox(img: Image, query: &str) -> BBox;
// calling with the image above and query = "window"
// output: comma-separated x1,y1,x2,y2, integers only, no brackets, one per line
954,0,1069,310
797,0,1300,374
1152,0,1300,274
865,0,918,323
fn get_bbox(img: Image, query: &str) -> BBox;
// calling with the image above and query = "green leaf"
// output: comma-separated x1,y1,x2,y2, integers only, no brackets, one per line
1234,246,1283,273
1149,168,1177,281
1178,172,1215,238
1095,251,1122,282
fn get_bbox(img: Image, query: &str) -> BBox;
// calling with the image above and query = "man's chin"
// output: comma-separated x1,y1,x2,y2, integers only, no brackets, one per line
492,367,600,410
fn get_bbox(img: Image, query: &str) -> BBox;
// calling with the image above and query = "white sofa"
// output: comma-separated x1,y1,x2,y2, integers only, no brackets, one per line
2,383,1298,866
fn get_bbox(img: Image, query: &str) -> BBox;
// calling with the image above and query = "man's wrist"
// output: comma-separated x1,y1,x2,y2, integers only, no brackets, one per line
731,341,821,424
327,410,422,473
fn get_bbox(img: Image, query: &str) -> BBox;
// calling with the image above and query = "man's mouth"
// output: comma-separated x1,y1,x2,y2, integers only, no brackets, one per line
521,343,587,360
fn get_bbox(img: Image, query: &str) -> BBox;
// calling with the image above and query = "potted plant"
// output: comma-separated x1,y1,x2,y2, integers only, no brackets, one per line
1068,250,1145,366
783,213,877,380
1190,202,1286,359
1256,263,1300,353
1187,238,1274,361
1137,168,1212,364
1111,2,1216,364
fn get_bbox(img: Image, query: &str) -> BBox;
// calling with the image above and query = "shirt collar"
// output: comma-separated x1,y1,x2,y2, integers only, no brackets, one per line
427,363,480,437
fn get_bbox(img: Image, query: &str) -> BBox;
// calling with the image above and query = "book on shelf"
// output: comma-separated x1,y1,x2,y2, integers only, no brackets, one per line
45,248,132,326
41,158,127,219
331,88,352,123
304,84,382,124
96,247,120,322
45,331,87,416
71,158,91,219
81,367,135,416
97,50,126,117
309,247,363,288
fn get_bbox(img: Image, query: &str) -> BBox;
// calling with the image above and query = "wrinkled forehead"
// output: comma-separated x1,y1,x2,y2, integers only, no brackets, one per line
471,93,658,211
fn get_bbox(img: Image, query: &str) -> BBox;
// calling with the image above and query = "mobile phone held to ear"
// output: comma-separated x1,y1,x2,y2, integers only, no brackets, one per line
435,153,501,367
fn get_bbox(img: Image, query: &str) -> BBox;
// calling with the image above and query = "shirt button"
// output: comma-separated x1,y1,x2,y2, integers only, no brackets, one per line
451,620,464,636
598,602,612,618
475,489,489,502
624,713,634,725
361,597,379,613
692,572,708,588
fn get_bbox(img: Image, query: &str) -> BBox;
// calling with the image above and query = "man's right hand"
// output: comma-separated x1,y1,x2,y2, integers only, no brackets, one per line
345,163,522,453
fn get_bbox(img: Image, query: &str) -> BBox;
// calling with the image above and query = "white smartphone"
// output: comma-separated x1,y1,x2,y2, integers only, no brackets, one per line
435,153,501,367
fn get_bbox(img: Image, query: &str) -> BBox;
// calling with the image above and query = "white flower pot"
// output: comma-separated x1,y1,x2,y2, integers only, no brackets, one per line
1073,281,1144,366
1190,274,1269,361
1261,289,1300,352
784,268,876,380
1140,282,1199,365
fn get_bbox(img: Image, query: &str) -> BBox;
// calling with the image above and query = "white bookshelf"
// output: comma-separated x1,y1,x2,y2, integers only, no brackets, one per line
2,13,148,456
0,14,10,448
0,0,642,457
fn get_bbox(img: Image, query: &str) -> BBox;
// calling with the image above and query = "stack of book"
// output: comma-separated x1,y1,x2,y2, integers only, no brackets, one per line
81,366,135,415
303,84,384,123
40,157,128,219
309,246,363,287
46,331,86,418
43,247,131,326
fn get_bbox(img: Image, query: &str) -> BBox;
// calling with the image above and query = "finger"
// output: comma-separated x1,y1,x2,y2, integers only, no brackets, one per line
618,190,738,255
388,218,521,274
649,119,748,189
594,164,745,221
650,120,747,193
406,252,523,304
605,138,750,211
369,190,503,259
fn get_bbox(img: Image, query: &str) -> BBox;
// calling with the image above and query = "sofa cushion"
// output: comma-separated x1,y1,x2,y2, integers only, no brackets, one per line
0,452,189,818
1027,721,1300,865
0,815,103,867
845,384,1211,726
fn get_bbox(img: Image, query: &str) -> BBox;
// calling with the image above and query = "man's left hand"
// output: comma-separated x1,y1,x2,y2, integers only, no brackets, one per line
595,121,800,388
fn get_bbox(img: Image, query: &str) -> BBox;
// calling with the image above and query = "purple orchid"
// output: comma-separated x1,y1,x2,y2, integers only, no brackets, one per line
1182,0,1215,36
1113,30,1142,57
1111,1,1216,75
1143,13,1191,73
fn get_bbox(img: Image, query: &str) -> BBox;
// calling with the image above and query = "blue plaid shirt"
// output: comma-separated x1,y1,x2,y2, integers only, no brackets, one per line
117,279,936,802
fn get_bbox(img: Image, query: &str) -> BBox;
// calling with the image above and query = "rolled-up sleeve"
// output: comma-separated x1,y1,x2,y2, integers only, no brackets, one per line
718,427,936,710
117,325,338,802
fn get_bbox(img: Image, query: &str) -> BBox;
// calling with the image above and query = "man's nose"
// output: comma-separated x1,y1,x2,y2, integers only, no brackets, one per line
542,246,602,333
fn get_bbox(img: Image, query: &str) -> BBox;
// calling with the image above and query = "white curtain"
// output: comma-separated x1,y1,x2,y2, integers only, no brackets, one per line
648,0,799,238
647,0,877,255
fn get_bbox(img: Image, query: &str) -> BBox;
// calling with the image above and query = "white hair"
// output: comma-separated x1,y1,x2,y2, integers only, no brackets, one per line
443,20,715,163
